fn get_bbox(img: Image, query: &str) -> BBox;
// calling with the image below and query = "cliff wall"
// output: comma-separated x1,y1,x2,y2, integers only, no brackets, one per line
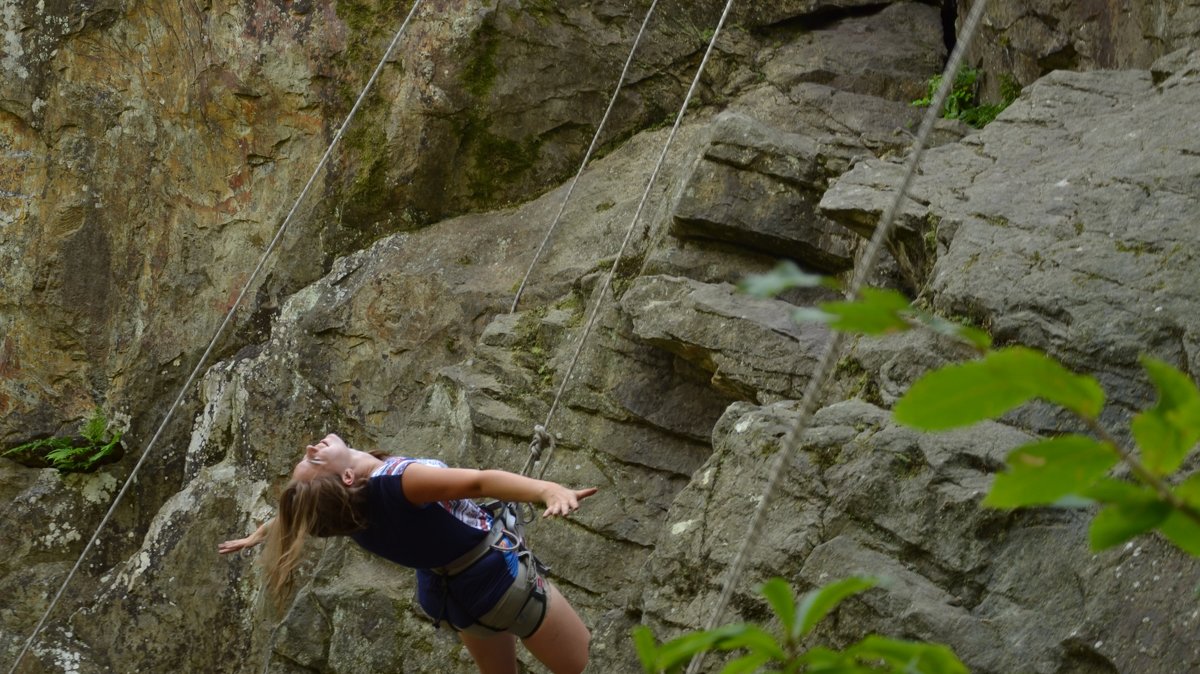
2,1,1198,672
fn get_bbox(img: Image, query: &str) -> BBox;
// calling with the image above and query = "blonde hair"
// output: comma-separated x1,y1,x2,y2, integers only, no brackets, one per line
260,473,369,609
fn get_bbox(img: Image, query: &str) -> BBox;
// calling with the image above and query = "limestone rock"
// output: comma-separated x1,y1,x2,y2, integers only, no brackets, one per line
4,2,1200,673
756,2,946,104
620,275,836,402
671,112,858,272
820,50,1200,432
645,399,1200,673
961,0,1200,103
0,0,736,450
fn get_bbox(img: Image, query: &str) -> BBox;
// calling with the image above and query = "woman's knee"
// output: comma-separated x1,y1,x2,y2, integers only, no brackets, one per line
560,626,590,674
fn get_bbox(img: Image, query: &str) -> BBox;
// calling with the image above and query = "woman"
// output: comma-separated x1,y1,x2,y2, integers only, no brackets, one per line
219,433,596,674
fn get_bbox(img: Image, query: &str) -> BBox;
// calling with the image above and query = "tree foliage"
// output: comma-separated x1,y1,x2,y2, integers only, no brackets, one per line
634,578,966,674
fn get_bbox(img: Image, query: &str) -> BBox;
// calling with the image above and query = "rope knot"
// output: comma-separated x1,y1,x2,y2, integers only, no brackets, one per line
529,425,553,462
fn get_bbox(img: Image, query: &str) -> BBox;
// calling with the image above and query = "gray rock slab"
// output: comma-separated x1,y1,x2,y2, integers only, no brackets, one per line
820,51,1200,426
964,1,1200,102
620,275,833,402
757,2,945,103
671,112,858,272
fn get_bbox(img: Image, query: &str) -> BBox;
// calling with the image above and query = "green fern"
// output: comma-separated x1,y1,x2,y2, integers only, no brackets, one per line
912,67,1021,129
2,408,122,472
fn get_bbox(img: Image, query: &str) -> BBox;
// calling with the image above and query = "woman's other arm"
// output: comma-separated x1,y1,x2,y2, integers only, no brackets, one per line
401,465,597,517
218,518,273,554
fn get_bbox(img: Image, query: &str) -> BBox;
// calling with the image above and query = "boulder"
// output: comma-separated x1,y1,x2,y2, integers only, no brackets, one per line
620,275,836,402
821,50,1200,432
960,0,1200,103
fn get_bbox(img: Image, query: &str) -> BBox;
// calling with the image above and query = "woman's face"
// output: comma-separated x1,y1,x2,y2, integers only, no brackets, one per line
292,433,353,482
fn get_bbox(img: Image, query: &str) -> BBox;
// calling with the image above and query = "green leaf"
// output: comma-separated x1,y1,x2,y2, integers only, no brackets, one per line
739,261,833,298
797,648,878,674
847,636,968,674
1141,357,1200,411
909,311,992,350
632,626,660,673
1156,474,1200,556
983,436,1118,508
894,347,1105,431
758,578,797,641
719,652,773,674
796,576,878,637
794,307,836,325
81,407,108,443
653,624,752,671
1131,357,1200,476
817,288,913,335
796,646,844,667
955,325,993,351
1008,349,1105,419
801,664,875,674
1174,473,1200,508
713,625,787,661
1132,413,1182,476
1158,509,1200,557
1089,499,1171,551
1083,478,1153,504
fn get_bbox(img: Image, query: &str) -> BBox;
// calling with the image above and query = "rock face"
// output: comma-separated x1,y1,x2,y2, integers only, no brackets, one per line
647,398,1200,673
3,2,1200,674
961,0,1200,102
821,51,1200,432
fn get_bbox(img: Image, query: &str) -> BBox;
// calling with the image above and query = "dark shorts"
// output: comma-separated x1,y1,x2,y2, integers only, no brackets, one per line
418,549,550,638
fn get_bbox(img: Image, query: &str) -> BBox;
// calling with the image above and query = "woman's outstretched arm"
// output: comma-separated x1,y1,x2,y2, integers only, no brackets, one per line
217,518,273,554
401,464,597,517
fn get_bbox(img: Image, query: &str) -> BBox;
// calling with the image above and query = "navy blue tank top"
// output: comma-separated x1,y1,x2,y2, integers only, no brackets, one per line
350,458,518,625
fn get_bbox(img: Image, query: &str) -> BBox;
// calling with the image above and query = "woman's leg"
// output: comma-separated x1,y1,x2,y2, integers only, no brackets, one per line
521,582,590,674
459,631,519,674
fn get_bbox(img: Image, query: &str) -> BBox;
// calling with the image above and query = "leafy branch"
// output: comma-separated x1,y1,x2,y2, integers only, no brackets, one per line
634,577,966,674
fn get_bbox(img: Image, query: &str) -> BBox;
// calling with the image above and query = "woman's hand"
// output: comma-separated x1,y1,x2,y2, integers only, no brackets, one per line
540,484,599,518
217,519,271,555
217,535,260,555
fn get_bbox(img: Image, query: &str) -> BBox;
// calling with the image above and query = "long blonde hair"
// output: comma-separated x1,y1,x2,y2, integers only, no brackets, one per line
260,473,369,609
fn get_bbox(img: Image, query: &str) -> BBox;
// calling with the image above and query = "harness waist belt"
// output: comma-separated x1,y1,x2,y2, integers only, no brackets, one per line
430,524,503,576
459,550,548,638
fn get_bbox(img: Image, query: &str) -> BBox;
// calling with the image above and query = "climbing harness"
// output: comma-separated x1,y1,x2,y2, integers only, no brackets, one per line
7,2,427,672
428,501,551,638
681,2,993,672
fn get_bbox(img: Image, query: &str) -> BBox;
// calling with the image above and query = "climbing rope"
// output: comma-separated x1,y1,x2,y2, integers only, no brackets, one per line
6,2,426,671
520,0,738,481
509,0,662,314
682,2,991,672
